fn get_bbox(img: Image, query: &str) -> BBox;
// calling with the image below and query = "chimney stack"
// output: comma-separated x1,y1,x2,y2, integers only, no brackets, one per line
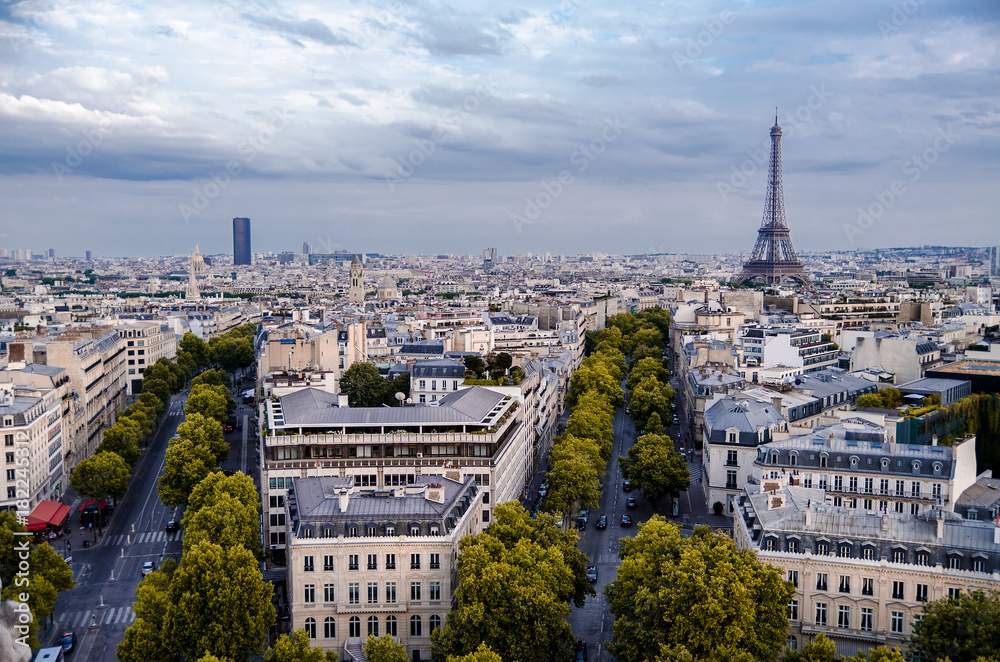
804,500,813,527
937,507,945,540
771,396,783,411
338,393,349,408
881,512,890,532
338,488,350,513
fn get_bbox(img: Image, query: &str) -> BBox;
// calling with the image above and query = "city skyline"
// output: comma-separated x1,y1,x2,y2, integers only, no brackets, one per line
0,1,997,257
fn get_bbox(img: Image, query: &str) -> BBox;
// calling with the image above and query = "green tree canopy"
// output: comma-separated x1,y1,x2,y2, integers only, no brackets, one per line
158,437,218,508
177,412,228,465
163,540,275,661
210,335,255,373
186,384,233,423
0,512,75,648
97,420,142,465
446,643,504,662
620,433,689,504
626,356,671,392
567,359,624,408
137,391,167,419
71,451,131,502
607,519,792,662
364,634,409,662
187,471,259,516
340,362,389,407
431,526,578,662
483,502,593,607
643,411,665,435
463,354,487,378
543,449,601,518
192,368,232,389
564,401,614,461
123,401,157,434
182,491,259,556
180,332,212,369
143,359,184,393
140,377,172,405
909,589,1000,662
781,632,837,662
264,629,338,662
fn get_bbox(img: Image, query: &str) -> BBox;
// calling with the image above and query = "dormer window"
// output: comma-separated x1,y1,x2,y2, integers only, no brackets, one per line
912,461,922,475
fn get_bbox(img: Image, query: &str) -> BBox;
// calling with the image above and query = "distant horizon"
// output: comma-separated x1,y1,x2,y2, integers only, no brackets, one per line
4,243,994,262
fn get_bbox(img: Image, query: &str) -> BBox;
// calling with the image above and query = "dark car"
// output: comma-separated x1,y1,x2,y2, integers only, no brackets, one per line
575,640,588,662
623,479,633,492
586,566,598,583
59,631,75,653
165,520,179,533
596,514,607,530
224,417,237,433
620,514,632,527
626,496,636,509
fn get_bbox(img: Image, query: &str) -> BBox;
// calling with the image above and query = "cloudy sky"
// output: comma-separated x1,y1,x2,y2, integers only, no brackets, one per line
0,0,997,258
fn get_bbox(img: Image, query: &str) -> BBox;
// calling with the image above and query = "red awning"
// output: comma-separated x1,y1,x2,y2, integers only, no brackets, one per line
78,499,107,511
26,500,71,531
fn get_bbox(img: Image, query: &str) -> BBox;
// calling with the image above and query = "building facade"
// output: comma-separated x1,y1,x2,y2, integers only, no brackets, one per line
734,483,1000,656
263,386,528,564
285,475,483,661
0,381,65,511
702,396,788,512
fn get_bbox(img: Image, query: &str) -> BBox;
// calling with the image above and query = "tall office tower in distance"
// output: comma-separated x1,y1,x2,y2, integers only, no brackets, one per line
233,217,251,265
85,250,92,261
302,242,311,255
990,246,1000,278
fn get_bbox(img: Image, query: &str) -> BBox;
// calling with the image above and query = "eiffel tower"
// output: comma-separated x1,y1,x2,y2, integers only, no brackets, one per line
736,114,810,286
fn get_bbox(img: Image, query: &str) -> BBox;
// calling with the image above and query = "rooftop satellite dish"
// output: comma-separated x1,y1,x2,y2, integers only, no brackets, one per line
394,392,405,402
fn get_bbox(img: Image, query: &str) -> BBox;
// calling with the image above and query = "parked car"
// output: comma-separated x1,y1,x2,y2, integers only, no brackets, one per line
623,479,633,492
586,566,598,583
596,514,607,530
538,483,549,498
141,561,155,577
575,640,588,662
626,496,636,509
620,514,632,527
59,631,75,653
165,520,179,533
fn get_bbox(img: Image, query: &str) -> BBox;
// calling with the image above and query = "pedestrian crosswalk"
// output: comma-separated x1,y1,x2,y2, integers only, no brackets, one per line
57,605,136,629
107,530,181,546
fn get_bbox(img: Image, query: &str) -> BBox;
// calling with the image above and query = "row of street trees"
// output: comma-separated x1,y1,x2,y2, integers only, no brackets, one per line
69,354,182,518
117,471,282,662
158,371,237,508
583,308,689,507
0,512,75,648
426,502,591,662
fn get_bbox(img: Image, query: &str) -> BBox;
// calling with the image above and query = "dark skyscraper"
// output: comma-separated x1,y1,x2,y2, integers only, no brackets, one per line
233,217,251,265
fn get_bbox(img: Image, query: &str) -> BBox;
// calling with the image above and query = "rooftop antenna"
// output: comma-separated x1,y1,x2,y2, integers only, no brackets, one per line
775,106,778,124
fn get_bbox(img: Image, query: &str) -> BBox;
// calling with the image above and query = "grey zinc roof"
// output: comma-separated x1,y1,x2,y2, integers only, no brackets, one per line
272,385,506,428
411,359,466,379
3,363,65,377
294,475,471,520
746,485,1000,553
706,397,786,433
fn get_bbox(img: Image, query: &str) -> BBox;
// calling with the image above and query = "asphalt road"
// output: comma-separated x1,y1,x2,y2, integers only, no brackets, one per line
46,394,188,661
567,402,699,661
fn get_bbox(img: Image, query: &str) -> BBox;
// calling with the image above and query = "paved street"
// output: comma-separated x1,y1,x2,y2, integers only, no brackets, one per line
44,393,189,661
